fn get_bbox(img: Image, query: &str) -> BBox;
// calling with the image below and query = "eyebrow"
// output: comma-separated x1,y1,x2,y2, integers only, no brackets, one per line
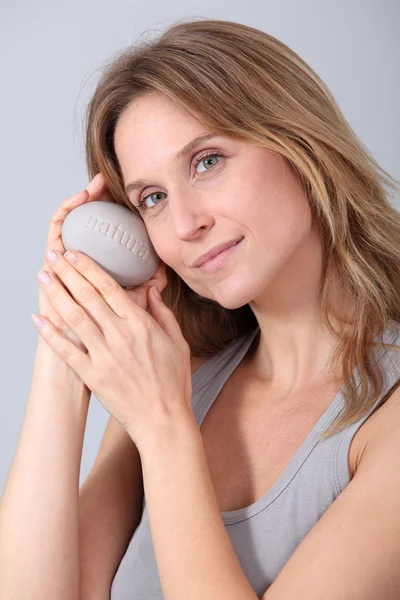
123,132,221,196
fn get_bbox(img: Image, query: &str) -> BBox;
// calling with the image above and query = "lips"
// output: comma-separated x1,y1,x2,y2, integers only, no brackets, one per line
193,237,243,268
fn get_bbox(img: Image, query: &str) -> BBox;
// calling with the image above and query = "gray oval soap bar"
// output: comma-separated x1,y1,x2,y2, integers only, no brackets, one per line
61,200,160,288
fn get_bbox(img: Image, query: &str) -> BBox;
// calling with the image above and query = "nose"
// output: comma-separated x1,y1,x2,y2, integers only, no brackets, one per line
169,186,215,241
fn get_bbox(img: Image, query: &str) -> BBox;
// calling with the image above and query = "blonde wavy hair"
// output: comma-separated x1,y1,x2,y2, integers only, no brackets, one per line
82,17,400,440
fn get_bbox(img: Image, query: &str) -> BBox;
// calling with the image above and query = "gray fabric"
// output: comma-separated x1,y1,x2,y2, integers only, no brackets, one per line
111,321,400,599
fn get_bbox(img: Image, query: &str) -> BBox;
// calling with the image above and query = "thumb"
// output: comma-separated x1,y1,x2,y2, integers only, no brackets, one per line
148,286,186,348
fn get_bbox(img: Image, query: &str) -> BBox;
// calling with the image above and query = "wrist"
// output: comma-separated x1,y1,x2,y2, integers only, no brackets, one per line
32,339,90,397
132,408,202,462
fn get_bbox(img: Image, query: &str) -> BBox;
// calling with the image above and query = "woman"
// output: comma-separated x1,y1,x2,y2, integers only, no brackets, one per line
1,18,400,600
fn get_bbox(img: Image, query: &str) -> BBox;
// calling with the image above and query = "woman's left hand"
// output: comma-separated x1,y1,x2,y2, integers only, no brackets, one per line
32,248,194,452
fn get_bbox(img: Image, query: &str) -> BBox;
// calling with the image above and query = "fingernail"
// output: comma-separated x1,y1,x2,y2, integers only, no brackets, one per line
31,314,45,329
47,250,60,264
65,251,78,264
37,270,52,286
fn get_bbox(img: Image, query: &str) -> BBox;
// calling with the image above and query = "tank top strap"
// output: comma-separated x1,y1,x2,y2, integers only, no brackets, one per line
191,326,260,421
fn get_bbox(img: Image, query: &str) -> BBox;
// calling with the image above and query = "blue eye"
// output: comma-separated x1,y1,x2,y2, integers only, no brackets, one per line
136,151,223,212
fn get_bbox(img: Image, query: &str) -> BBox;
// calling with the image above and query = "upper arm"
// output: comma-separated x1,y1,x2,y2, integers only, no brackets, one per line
261,385,400,600
78,355,207,599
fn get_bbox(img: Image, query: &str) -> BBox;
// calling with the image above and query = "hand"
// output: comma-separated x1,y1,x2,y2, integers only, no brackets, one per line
32,249,193,451
39,172,168,350
38,173,112,351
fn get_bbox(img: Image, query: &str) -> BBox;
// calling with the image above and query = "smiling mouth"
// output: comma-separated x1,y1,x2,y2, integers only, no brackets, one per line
197,238,243,273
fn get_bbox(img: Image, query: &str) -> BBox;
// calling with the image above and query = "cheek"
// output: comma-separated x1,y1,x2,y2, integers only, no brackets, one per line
149,236,179,267
241,177,312,256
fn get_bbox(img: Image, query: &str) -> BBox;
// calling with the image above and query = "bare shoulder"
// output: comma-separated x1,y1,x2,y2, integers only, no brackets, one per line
355,382,400,470
365,382,400,440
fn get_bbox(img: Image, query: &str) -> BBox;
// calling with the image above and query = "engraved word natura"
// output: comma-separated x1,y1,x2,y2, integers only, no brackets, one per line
84,215,151,263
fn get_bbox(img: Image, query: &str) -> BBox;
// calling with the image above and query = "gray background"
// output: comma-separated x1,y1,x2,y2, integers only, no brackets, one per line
1,0,399,495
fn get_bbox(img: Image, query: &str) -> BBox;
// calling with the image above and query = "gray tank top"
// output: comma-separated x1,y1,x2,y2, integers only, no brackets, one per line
111,321,400,599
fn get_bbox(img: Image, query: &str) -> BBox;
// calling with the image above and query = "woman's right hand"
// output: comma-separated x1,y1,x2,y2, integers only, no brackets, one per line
37,173,113,350
38,172,168,352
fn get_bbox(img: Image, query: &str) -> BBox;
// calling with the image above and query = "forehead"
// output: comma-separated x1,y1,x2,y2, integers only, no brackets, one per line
114,93,204,150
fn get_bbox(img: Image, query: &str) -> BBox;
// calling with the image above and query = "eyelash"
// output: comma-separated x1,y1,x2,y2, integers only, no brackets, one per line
136,150,224,211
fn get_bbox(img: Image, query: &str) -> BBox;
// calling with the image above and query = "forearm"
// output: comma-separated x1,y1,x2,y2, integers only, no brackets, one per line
137,412,258,600
0,340,90,600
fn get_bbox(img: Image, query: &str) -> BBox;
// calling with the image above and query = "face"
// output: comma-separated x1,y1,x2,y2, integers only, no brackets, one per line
114,92,318,311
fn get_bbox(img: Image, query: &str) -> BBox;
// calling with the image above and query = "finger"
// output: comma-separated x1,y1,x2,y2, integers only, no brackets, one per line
31,312,92,380
147,286,190,354
37,265,106,354
124,261,168,312
84,172,114,202
44,248,150,335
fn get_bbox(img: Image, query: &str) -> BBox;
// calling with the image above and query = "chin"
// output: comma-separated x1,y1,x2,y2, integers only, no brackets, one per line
218,296,254,310
203,285,258,311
